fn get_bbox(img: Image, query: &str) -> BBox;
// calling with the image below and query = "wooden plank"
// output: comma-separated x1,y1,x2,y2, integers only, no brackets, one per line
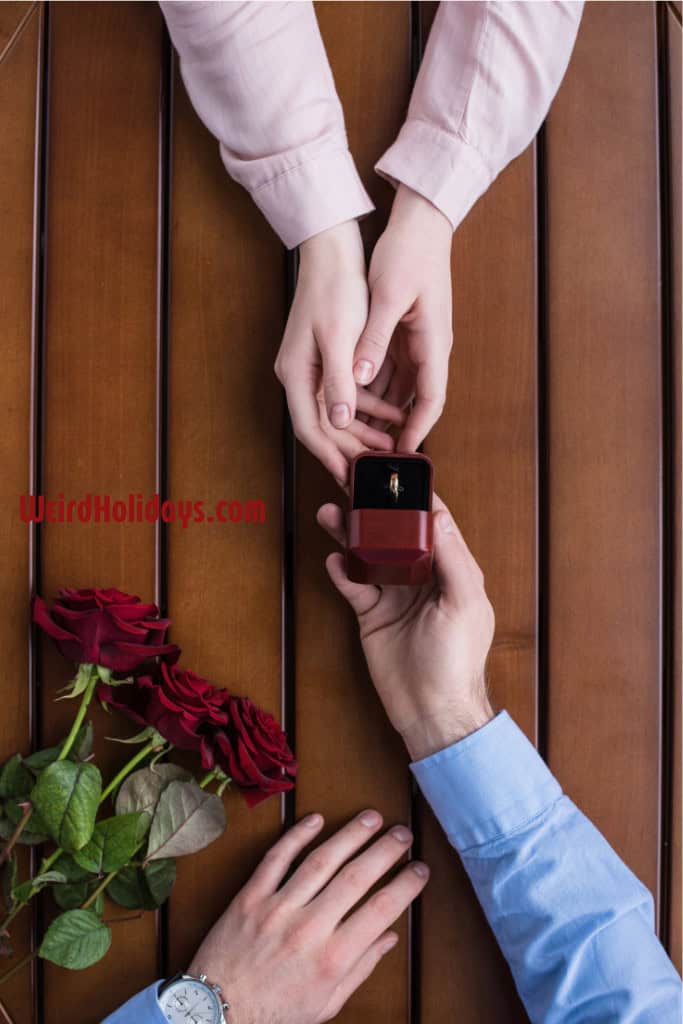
39,4,163,1019
294,5,413,1022
666,5,681,973
163,63,286,972
0,3,41,1019
418,55,537,1024
544,1,662,903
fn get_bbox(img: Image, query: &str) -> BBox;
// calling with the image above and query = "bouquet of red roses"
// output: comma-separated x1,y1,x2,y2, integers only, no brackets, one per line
0,588,296,990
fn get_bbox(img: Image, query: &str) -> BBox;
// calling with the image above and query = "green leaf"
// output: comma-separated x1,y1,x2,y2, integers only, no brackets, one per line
143,858,176,906
107,858,176,910
0,812,47,846
72,721,94,762
0,755,33,799
39,909,111,969
53,879,104,914
146,781,226,862
73,813,144,874
24,723,96,774
1,854,17,911
115,764,192,826
53,853,91,883
106,726,165,746
31,761,102,852
13,870,67,903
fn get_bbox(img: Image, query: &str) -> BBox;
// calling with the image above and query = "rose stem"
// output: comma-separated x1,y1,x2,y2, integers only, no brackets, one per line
198,768,218,789
57,664,98,761
0,993,15,1023
0,952,35,989
0,805,33,869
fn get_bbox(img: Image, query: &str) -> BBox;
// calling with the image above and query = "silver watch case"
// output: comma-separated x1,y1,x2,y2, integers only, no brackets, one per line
158,972,230,1023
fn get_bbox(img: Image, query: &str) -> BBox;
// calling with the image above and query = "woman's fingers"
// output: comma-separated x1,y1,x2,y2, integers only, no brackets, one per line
325,552,380,617
287,382,349,483
311,825,415,926
397,356,448,452
346,420,395,451
331,861,429,971
278,810,384,907
241,813,325,901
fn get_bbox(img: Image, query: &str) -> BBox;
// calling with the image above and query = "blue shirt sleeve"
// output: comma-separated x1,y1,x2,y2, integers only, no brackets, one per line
411,711,682,1023
101,981,166,1023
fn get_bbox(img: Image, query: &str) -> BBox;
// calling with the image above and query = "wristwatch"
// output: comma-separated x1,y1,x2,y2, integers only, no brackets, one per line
157,971,230,1023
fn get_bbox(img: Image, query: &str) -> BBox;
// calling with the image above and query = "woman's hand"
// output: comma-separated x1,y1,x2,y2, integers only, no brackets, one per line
317,496,495,761
353,185,453,452
188,811,428,1024
275,220,405,484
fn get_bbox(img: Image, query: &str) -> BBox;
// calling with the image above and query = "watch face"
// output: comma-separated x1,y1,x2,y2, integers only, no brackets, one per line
158,978,222,1024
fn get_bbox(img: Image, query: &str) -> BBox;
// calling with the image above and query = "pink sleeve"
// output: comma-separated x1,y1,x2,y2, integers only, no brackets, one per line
159,1,373,249
375,1,584,231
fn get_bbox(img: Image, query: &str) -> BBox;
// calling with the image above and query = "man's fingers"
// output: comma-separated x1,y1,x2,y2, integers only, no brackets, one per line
312,825,414,926
332,861,429,969
397,358,447,452
320,336,359,429
316,503,346,547
354,288,405,386
278,810,384,907
432,506,486,605
241,814,325,901
319,932,398,1022
325,552,380,617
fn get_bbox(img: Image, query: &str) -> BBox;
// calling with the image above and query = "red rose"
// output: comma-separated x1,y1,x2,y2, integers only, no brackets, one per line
99,662,229,764
99,666,296,807
215,697,297,807
33,587,180,673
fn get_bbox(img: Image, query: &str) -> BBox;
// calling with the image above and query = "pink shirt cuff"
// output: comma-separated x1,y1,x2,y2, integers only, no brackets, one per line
248,147,374,250
375,118,493,233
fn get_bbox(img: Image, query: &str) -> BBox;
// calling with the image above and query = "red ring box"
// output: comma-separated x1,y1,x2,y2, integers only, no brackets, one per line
346,452,434,586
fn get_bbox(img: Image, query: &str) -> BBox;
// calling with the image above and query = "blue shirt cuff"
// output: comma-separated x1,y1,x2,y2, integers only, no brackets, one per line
101,980,166,1023
410,710,562,851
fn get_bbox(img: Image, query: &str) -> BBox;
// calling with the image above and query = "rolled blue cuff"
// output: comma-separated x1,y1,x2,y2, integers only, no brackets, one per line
101,981,166,1023
410,711,562,851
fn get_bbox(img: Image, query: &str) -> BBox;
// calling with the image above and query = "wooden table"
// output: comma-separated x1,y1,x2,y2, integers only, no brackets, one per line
0,2,680,1021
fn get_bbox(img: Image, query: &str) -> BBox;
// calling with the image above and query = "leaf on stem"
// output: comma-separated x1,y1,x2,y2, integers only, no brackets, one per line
55,663,96,702
13,871,66,903
24,723,95,774
115,764,191,826
39,909,111,969
107,859,176,911
53,880,104,915
73,813,146,874
145,781,226,862
31,761,101,852
0,757,33,800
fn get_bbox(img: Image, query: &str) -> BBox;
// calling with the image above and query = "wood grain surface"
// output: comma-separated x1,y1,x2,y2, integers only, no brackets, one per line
544,1,663,902
0,3,41,1019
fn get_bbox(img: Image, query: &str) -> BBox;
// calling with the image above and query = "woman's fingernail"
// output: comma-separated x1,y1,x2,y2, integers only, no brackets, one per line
354,359,374,384
381,934,399,954
359,810,381,828
331,403,351,428
303,813,323,829
390,826,413,844
412,861,430,878
438,512,456,534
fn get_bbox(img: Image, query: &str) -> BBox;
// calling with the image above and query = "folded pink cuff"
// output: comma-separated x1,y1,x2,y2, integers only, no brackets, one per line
375,118,493,233
246,147,374,250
